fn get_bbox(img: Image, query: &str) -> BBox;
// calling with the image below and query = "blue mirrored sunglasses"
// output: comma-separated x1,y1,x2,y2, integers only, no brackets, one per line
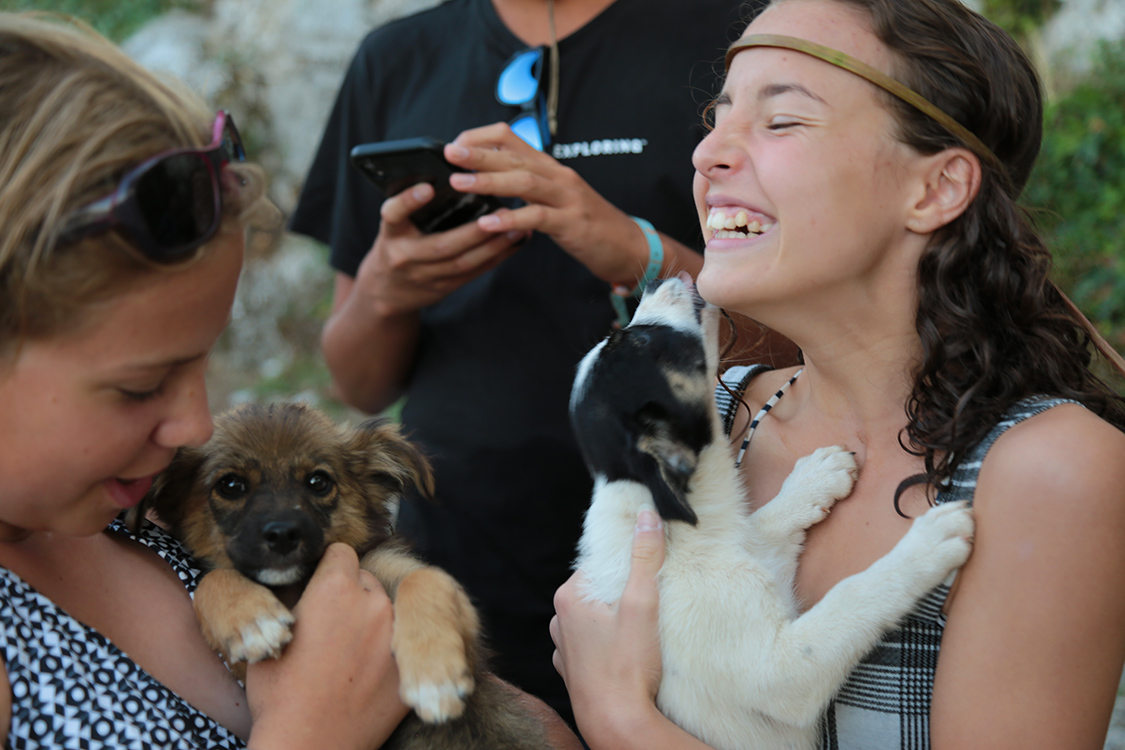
495,46,551,151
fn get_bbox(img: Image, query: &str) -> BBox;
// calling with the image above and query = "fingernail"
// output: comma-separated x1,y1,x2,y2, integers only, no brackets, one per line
636,509,662,532
447,144,470,160
449,173,475,188
411,184,431,200
479,214,501,230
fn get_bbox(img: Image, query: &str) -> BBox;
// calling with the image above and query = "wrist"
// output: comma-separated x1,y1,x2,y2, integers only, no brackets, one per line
349,280,424,322
578,692,666,750
610,216,664,327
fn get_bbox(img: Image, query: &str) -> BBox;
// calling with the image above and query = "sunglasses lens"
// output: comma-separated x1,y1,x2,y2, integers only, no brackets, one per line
134,152,217,253
509,114,545,151
497,48,543,105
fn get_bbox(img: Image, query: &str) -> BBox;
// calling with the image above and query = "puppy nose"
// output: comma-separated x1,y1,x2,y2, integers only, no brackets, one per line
262,521,303,555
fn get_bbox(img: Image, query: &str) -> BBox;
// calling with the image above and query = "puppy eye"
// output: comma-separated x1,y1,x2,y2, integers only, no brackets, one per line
306,470,334,496
214,473,249,500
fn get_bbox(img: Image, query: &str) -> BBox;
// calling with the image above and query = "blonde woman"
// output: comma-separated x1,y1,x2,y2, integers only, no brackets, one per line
0,14,409,748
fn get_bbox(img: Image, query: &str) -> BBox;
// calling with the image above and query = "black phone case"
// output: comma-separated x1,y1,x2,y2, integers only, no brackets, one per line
349,137,502,234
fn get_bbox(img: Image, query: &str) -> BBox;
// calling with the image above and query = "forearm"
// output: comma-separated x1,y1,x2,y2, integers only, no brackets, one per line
320,281,420,415
594,209,702,291
577,698,715,750
246,689,406,750
656,232,702,280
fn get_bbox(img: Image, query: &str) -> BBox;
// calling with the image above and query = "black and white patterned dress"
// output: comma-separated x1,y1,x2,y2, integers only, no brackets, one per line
717,364,1076,750
0,518,246,749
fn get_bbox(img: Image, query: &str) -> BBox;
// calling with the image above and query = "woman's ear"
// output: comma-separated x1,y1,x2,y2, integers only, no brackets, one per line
906,148,982,234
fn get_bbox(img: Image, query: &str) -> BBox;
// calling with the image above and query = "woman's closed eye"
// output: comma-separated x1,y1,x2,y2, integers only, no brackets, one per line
114,374,172,403
118,384,165,403
766,118,804,131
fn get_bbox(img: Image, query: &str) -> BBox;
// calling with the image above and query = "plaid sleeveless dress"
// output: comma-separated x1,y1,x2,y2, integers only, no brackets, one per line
0,518,245,749
717,364,1076,750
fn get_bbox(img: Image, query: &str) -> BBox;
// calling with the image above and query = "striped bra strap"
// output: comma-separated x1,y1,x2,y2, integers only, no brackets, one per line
734,368,802,468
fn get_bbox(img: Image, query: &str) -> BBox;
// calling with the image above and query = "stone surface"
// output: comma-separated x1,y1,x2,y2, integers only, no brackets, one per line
122,0,440,413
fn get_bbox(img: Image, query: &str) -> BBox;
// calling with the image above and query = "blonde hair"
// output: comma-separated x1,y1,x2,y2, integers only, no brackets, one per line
0,12,271,354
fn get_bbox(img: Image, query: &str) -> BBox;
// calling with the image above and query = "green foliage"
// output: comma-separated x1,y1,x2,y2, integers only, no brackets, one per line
0,0,204,42
980,0,1061,40
1023,41,1125,349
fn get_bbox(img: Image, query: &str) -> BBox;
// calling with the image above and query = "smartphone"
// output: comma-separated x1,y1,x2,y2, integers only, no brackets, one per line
349,137,503,234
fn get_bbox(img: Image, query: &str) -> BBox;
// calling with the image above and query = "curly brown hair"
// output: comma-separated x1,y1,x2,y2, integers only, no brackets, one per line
803,0,1125,505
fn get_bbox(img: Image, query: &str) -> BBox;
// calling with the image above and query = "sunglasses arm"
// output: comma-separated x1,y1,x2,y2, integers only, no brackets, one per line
55,194,119,247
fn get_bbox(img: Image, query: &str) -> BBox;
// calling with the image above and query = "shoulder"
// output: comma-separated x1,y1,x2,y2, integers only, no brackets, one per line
967,400,1125,583
933,402,1125,747
977,401,1125,519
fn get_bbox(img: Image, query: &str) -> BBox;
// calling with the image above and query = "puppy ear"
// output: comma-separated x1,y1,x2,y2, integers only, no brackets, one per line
349,417,436,500
129,447,205,533
632,404,699,525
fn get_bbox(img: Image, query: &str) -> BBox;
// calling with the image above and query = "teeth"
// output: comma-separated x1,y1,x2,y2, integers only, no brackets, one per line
707,208,773,237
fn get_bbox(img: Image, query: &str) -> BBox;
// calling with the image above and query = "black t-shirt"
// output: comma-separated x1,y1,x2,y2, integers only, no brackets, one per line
290,0,760,723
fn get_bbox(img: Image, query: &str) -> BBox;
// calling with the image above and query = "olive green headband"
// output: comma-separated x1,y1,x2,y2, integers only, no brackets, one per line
725,34,1005,176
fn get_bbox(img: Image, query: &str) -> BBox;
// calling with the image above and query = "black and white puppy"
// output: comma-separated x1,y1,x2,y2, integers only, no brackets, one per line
569,277,973,750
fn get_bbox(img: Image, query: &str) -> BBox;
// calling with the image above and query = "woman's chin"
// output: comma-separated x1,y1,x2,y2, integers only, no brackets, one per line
696,265,740,310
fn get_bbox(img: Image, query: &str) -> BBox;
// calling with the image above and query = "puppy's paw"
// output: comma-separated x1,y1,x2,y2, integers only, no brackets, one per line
892,500,974,585
776,445,858,522
400,667,475,724
195,575,295,665
224,605,295,664
391,567,480,723
397,631,475,722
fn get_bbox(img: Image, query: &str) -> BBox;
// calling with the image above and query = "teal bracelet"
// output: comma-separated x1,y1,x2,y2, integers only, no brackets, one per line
610,216,664,327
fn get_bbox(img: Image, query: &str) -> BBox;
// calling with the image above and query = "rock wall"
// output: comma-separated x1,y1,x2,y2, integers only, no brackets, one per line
124,0,441,415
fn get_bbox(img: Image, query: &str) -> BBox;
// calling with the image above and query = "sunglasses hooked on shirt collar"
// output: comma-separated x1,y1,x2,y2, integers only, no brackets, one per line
496,46,554,151
56,110,247,263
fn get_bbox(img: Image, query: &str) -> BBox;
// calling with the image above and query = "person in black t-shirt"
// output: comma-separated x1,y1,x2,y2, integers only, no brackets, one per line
290,0,779,728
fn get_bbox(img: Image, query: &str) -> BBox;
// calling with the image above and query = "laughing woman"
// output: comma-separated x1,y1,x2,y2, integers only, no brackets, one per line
551,1,1125,749
0,14,411,748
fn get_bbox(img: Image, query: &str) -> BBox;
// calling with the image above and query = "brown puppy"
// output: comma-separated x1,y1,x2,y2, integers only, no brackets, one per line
135,401,545,750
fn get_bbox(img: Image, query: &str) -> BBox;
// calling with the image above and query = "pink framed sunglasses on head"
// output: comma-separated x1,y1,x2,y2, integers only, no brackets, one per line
57,110,246,262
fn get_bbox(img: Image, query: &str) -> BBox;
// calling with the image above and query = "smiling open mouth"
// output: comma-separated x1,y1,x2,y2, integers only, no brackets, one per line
707,209,774,239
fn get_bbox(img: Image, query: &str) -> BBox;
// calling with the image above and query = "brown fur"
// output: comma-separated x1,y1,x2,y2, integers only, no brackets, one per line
134,401,546,750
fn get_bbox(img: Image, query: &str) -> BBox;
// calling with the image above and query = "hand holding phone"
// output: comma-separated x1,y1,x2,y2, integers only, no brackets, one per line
350,137,502,234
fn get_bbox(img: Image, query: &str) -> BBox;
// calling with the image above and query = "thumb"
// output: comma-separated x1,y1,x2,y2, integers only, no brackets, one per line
623,508,665,602
303,542,360,591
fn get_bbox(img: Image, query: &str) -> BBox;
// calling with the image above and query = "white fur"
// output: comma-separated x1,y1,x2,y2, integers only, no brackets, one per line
255,565,304,586
573,280,974,750
403,679,473,724
230,611,295,663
